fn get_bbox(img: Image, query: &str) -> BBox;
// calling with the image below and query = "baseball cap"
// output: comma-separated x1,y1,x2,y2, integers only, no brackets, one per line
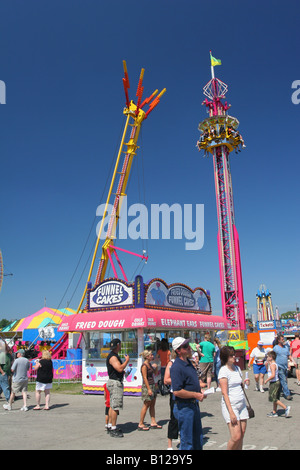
172,337,190,351
257,340,264,346
17,349,26,356
110,338,121,349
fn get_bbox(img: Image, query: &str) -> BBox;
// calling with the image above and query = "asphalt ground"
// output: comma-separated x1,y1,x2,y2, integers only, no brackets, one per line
0,376,299,452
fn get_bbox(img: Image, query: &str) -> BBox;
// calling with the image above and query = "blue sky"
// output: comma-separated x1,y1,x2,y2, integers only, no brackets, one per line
0,0,299,321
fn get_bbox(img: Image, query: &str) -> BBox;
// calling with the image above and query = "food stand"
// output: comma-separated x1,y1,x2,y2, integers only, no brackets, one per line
58,275,231,395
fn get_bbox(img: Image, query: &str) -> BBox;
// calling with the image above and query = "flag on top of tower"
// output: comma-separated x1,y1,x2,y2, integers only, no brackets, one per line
210,51,221,67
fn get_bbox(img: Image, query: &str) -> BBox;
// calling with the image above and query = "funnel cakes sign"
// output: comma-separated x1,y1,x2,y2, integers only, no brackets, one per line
88,279,134,310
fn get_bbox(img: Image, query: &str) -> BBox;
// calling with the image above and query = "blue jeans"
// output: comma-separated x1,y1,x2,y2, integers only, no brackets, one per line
173,401,203,450
277,367,290,397
214,362,221,385
0,373,11,401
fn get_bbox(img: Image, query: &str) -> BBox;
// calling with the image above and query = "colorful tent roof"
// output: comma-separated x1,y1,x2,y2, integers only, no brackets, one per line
1,307,75,333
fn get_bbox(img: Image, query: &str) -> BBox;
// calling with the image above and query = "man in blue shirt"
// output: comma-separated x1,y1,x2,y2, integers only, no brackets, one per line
170,337,206,450
273,334,295,400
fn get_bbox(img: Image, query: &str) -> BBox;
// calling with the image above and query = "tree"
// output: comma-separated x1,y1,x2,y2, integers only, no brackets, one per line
0,318,11,329
280,311,296,320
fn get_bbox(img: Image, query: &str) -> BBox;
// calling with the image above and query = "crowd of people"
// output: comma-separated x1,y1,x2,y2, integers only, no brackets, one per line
0,339,53,411
1,331,299,450
103,332,299,450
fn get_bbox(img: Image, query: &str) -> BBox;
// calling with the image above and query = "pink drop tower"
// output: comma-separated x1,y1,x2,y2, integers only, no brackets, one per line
197,65,246,330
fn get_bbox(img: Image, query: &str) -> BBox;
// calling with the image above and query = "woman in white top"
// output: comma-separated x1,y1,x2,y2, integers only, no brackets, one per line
249,341,267,392
264,350,291,418
218,346,250,450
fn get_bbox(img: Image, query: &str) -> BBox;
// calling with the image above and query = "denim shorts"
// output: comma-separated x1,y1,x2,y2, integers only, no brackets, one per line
253,363,267,375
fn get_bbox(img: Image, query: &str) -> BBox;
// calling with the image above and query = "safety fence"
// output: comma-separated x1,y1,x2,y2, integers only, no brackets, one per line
28,359,82,384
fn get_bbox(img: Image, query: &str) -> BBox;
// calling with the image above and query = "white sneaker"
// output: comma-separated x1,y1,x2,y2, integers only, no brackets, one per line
167,448,173,450
21,406,28,412
285,406,291,418
216,387,221,392
260,387,265,393
3,403,12,411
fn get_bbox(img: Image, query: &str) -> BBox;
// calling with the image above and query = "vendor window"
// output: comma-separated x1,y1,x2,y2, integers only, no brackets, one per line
86,331,138,359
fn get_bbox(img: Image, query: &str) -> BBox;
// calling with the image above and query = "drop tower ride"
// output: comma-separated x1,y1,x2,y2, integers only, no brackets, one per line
197,53,246,330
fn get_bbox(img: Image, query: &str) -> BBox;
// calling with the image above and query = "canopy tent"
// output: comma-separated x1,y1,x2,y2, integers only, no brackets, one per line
1,307,75,342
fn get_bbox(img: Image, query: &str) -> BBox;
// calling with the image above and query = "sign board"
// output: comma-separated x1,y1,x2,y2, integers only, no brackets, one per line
145,279,211,313
88,279,134,310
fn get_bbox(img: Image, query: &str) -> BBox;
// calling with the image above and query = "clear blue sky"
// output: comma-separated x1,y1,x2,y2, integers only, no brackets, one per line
0,0,299,321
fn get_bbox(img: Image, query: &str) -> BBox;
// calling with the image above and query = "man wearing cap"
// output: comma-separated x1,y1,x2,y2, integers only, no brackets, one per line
106,338,130,437
170,337,205,450
3,349,30,412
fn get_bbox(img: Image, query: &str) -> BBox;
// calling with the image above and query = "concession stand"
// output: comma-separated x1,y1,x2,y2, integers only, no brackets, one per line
58,275,231,395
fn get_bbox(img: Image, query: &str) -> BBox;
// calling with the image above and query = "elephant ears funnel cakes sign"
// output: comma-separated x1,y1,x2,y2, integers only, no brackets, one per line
86,276,211,314
145,278,211,314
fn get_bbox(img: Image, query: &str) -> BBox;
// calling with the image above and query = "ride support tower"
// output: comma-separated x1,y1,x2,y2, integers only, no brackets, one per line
76,61,166,312
197,55,246,330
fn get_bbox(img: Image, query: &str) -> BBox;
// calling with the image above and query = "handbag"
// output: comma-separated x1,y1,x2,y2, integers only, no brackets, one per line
238,367,255,419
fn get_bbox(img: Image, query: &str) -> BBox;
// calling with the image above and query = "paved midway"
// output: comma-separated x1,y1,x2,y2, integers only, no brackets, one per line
0,376,299,451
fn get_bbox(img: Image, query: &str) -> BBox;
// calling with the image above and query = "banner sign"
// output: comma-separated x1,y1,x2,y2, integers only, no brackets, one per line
145,278,211,314
86,276,211,314
88,279,134,310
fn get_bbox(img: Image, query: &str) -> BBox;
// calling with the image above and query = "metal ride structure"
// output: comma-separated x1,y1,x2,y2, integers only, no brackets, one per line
50,62,166,358
197,52,246,330
256,284,278,322
77,61,166,313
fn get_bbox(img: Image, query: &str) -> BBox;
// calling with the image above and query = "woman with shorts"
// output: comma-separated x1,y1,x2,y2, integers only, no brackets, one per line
138,350,162,431
218,346,250,450
249,340,267,392
33,350,53,410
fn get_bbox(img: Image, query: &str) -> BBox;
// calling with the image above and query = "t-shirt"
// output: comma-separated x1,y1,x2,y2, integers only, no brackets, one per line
291,339,300,358
170,357,200,401
36,359,53,384
267,362,279,383
156,349,171,367
218,365,244,403
273,344,290,370
11,357,30,382
250,347,266,365
199,341,215,363
141,363,155,385
106,351,124,381
1,354,12,376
